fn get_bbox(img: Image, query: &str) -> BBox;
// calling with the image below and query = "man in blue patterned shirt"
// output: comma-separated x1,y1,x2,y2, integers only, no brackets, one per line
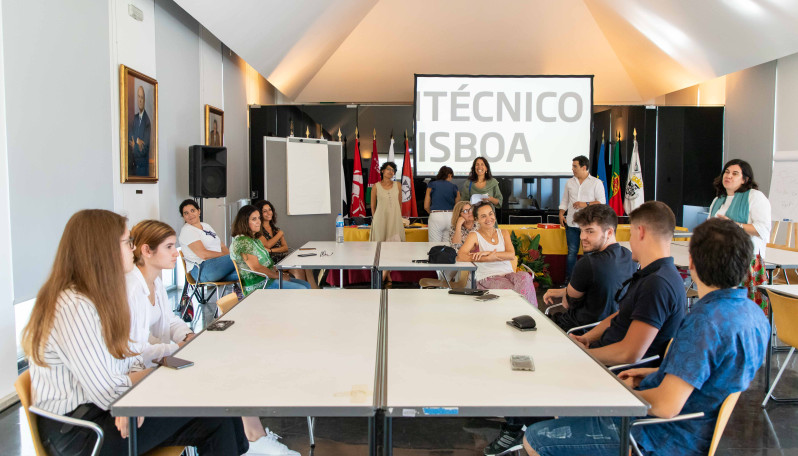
522,217,770,456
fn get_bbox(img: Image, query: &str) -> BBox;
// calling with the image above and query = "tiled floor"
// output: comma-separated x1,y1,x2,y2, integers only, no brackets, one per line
2,285,796,455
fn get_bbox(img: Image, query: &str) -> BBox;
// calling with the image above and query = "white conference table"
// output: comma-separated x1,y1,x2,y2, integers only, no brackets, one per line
383,289,649,456
376,241,477,288
112,289,383,455
276,241,380,288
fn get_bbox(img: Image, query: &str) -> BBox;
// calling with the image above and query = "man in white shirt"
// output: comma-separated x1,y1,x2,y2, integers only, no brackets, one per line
559,155,606,283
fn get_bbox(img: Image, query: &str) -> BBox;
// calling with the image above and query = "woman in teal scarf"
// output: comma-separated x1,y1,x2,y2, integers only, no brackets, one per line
709,159,771,313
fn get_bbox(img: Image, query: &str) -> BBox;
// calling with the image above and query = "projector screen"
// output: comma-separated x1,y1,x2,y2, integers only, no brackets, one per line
414,75,593,177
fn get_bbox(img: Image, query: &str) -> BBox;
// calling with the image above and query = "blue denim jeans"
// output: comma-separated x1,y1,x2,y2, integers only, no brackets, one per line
565,225,581,281
190,255,238,283
266,278,312,289
525,417,638,456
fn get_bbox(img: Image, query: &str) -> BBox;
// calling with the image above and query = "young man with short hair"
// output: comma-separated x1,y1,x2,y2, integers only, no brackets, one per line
523,217,770,456
545,204,637,331
570,201,685,366
559,155,606,282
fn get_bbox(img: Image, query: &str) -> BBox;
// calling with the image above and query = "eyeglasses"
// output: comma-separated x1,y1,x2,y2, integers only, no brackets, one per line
320,250,334,257
461,208,472,214
203,230,217,239
122,238,135,249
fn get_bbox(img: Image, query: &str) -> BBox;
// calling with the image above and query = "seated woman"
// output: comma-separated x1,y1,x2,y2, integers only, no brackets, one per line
230,205,311,294
255,200,319,289
127,219,299,455
178,199,238,284
23,209,247,455
457,202,538,306
449,200,476,250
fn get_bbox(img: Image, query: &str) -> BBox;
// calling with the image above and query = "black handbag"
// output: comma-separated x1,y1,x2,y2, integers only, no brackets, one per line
427,245,457,264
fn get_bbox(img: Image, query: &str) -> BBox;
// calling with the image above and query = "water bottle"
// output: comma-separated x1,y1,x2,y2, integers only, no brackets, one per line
336,213,344,243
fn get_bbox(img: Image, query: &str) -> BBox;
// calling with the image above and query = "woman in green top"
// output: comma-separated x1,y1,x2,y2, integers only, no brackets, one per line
460,157,503,207
229,205,311,295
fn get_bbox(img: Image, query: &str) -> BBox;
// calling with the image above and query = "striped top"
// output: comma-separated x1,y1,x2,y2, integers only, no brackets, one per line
30,288,145,415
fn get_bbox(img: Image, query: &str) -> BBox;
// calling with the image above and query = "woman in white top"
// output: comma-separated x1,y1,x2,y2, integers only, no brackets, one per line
23,209,247,455
457,202,538,306
708,159,771,311
178,199,238,283
128,219,298,456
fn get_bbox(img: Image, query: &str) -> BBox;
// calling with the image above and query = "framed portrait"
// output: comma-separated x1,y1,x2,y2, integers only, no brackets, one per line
205,105,224,147
120,65,158,183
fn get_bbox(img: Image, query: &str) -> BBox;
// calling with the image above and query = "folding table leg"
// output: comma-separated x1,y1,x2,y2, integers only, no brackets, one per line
128,417,138,456
618,417,629,456
382,416,392,456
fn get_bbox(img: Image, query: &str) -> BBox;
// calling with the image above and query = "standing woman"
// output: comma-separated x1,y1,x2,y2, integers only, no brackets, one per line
178,199,238,283
709,159,772,311
23,210,247,455
128,219,300,455
460,157,503,207
369,161,406,243
457,202,537,306
424,165,460,242
255,200,319,289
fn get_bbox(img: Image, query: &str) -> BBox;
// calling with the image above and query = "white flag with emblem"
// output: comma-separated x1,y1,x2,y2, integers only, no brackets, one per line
623,139,644,214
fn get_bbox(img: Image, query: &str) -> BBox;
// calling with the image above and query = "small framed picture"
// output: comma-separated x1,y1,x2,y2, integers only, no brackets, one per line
205,105,224,147
120,65,158,183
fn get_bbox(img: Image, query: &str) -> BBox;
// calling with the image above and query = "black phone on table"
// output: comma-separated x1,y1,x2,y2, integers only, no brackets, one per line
156,356,194,369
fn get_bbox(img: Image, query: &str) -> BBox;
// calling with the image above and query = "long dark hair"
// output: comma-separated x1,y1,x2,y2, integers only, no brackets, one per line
254,200,279,234
712,159,758,197
231,205,260,239
435,166,454,181
468,157,492,182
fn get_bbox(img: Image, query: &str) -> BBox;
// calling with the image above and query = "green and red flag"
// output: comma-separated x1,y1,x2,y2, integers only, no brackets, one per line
609,132,624,216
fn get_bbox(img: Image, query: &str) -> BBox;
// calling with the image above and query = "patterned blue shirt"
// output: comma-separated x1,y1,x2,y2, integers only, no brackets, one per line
633,288,770,455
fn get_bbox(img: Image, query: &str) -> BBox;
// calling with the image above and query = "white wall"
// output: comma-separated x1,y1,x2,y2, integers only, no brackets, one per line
775,53,798,154
0,0,19,406
724,60,777,196
111,0,160,226
2,0,115,303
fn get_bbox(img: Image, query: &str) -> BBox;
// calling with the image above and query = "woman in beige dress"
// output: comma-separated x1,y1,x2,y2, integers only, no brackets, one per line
370,161,405,285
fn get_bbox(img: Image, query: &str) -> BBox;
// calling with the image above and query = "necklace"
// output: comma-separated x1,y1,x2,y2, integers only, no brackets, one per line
481,228,498,243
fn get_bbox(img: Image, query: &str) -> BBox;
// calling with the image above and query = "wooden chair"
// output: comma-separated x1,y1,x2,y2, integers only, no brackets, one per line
14,370,184,456
216,292,239,316
179,250,236,329
630,391,741,456
762,291,798,406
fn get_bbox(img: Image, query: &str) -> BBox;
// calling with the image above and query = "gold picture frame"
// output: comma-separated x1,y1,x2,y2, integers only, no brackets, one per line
205,104,224,147
120,64,158,183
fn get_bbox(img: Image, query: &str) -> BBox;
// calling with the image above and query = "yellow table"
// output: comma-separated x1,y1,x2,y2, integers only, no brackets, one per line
344,225,688,255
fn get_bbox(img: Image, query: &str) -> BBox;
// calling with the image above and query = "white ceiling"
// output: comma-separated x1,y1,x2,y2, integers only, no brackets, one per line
175,0,798,104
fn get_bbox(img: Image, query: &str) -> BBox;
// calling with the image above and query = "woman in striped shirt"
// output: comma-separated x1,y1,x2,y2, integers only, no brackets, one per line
22,209,248,455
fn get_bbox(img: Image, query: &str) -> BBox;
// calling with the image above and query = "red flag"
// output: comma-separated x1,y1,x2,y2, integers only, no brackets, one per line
350,136,366,217
366,131,380,204
401,134,417,217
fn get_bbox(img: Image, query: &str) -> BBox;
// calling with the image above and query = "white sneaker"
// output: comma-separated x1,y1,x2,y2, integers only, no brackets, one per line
245,428,300,456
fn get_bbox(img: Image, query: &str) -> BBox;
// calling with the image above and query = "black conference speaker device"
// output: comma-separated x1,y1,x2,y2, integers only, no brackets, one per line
189,145,227,198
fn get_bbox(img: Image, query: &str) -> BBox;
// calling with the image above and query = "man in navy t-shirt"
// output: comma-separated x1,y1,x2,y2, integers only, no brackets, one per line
570,201,685,365
544,204,637,331
523,217,770,456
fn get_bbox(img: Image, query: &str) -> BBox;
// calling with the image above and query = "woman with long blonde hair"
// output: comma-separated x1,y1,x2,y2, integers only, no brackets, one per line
24,209,247,455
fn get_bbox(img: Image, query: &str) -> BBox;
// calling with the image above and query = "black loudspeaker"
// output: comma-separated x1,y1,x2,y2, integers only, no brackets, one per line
189,146,227,198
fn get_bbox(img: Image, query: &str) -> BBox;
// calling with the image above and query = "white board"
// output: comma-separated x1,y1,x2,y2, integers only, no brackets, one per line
286,140,331,215
769,151,798,222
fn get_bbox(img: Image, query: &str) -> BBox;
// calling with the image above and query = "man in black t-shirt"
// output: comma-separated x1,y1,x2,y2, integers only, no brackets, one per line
571,201,686,365
544,204,637,331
